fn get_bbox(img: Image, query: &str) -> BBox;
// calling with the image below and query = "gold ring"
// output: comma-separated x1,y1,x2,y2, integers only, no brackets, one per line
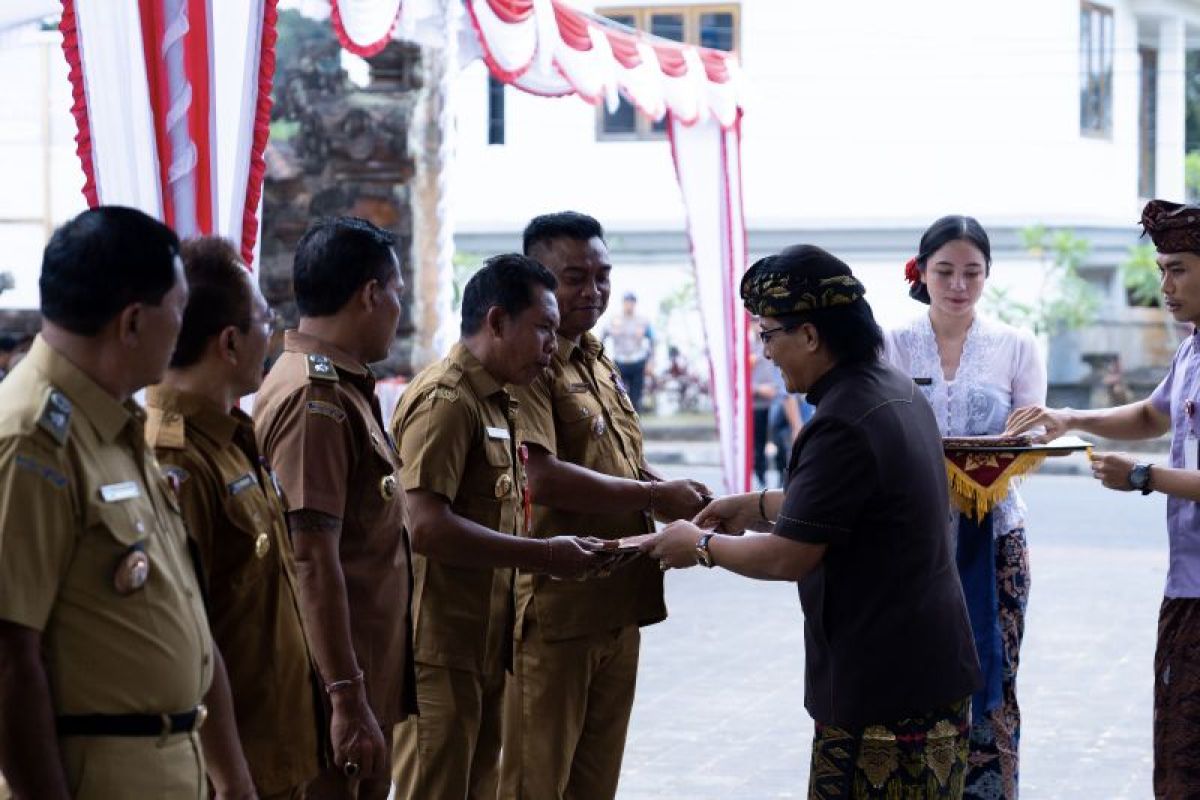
659,560,669,572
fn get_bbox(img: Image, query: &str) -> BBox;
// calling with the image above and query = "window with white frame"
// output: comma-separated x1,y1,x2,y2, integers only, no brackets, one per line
1080,2,1113,137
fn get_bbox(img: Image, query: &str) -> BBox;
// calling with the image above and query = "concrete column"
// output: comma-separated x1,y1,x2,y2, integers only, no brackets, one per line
1156,16,1187,201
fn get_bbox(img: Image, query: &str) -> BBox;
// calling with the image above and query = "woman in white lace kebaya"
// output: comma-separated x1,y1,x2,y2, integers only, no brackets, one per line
883,216,1047,800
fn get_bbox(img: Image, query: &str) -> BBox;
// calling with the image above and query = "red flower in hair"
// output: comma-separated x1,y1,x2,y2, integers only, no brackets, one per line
904,257,921,286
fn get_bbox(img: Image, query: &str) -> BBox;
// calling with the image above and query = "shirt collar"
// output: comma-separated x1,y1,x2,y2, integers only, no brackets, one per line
284,330,375,389
26,336,137,443
449,341,508,402
145,384,240,445
805,362,855,407
553,331,603,366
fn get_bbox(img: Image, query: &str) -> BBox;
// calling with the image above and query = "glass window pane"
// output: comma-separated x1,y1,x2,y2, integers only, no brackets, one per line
603,96,638,135
487,76,505,145
699,12,735,51
604,13,636,29
650,13,684,42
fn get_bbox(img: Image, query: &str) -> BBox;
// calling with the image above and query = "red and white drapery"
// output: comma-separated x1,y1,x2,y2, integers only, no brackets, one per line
36,0,750,492
57,0,276,265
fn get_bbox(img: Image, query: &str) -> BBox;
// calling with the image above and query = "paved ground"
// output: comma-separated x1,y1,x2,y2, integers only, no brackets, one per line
617,468,1168,799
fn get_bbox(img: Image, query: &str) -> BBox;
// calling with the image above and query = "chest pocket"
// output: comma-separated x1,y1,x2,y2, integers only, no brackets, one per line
80,498,155,614
456,436,516,533
351,433,405,556
221,476,275,589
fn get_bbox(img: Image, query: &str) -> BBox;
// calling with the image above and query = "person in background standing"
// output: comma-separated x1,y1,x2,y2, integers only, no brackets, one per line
602,292,654,412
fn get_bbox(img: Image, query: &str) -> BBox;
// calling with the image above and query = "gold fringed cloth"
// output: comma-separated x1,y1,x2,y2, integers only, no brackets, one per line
942,435,1095,520
943,451,1047,521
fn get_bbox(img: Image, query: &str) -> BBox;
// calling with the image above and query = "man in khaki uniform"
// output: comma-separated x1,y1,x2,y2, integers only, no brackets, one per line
0,207,254,799
501,212,711,800
254,217,417,800
390,255,608,800
147,236,321,799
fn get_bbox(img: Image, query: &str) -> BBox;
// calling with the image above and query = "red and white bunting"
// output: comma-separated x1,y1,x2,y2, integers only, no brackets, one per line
331,0,743,129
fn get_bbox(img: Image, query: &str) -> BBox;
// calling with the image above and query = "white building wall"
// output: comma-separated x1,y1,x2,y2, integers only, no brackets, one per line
453,0,1178,235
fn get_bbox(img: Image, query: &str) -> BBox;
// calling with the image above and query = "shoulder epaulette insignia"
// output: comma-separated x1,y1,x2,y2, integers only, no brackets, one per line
306,354,339,383
36,388,72,446
428,387,459,403
146,408,187,450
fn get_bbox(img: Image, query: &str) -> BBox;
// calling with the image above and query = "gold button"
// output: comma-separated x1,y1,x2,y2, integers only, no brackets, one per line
254,532,270,559
495,473,513,498
380,474,397,500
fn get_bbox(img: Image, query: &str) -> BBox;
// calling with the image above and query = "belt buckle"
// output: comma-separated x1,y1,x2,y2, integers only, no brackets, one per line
192,703,208,733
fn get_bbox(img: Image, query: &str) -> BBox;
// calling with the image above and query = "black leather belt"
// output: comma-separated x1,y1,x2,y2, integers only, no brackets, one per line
57,704,208,737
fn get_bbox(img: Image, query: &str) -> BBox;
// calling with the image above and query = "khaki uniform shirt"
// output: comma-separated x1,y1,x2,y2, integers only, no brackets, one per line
512,332,665,642
145,386,320,793
0,337,213,715
253,331,417,725
390,342,523,675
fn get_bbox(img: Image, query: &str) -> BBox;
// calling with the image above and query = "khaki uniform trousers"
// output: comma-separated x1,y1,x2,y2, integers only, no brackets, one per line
59,731,205,800
499,614,640,800
391,661,505,800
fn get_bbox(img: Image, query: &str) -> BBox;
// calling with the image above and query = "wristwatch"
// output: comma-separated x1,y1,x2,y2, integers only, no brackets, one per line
695,532,716,568
1128,462,1154,496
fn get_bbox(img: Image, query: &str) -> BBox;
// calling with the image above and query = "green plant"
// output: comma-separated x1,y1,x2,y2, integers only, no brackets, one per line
1187,151,1200,202
983,225,1099,334
1121,243,1161,307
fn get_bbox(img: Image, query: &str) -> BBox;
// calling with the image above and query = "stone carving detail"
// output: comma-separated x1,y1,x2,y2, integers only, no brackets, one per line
262,27,423,376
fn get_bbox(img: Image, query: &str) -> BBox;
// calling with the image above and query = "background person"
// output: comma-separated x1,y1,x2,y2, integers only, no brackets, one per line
645,244,981,799
602,291,654,412
885,215,1046,799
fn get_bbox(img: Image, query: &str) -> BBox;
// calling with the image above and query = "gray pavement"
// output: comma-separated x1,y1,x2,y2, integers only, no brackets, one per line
618,467,1168,799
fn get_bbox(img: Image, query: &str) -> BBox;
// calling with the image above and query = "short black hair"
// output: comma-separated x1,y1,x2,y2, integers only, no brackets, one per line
293,216,397,316
170,237,252,368
522,211,605,256
460,254,558,336
40,206,181,335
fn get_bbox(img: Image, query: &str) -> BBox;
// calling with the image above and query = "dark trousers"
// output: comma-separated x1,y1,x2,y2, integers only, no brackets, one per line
617,360,647,411
753,407,788,487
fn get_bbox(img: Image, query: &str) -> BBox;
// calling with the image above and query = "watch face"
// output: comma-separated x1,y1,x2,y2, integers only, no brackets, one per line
1131,464,1149,489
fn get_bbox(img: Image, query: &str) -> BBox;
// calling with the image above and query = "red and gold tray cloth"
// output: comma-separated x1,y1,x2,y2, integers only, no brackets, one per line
942,435,1092,520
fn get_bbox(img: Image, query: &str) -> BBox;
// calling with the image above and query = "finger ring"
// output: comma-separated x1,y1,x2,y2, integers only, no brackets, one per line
343,761,360,778
659,560,670,572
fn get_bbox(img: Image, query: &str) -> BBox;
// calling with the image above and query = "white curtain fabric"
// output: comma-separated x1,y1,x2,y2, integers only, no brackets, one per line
670,115,750,493
73,0,164,217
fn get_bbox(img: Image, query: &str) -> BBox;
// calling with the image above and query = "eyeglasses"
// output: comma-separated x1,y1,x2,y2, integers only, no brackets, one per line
243,308,277,334
758,325,794,347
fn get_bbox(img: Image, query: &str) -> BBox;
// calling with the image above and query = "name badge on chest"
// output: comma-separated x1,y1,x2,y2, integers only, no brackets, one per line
228,473,257,496
99,481,141,503
486,426,510,441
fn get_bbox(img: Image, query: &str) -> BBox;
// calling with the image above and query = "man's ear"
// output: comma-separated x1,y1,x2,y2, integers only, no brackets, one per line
116,304,141,347
485,305,507,339
216,326,240,364
359,279,380,313
800,322,821,352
